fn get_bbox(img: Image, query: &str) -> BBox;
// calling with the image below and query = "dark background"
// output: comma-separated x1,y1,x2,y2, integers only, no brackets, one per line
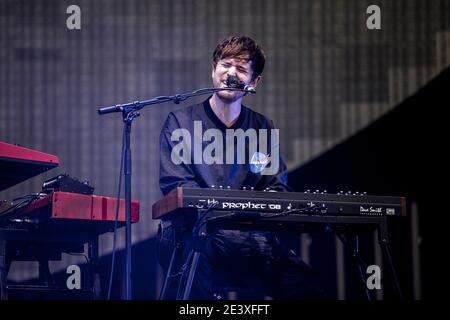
0,0,449,300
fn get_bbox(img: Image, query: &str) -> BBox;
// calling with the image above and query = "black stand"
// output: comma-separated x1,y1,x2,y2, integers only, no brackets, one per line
335,218,404,300
0,225,103,300
123,112,136,300
158,212,209,300
98,86,254,300
182,251,202,300
378,217,403,300
180,232,207,300
159,242,181,300
159,212,403,300
337,234,373,300
0,239,6,300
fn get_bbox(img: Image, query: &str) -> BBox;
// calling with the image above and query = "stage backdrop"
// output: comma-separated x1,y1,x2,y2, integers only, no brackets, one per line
0,0,449,298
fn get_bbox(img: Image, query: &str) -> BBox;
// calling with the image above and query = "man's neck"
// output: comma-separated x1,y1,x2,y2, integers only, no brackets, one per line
209,94,242,128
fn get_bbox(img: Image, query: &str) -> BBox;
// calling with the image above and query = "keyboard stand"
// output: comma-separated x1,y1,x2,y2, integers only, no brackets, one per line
160,210,403,300
0,226,102,300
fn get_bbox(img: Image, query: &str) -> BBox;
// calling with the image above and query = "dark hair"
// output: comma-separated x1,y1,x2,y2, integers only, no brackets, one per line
213,35,266,80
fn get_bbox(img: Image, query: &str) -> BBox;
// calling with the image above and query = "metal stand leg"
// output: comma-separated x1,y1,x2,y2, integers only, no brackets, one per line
171,208,212,300
182,251,201,300
179,215,210,300
337,234,372,300
38,258,52,287
353,235,372,300
378,217,403,300
0,239,7,300
159,242,181,300
89,237,101,300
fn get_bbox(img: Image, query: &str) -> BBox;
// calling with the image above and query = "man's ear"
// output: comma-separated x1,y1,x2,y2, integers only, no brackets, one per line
251,75,262,87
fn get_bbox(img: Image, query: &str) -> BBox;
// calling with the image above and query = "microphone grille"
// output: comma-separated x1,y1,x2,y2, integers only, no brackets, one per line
226,75,244,88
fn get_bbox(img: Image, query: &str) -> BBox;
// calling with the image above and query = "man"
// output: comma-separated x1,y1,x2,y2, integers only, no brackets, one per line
158,35,325,299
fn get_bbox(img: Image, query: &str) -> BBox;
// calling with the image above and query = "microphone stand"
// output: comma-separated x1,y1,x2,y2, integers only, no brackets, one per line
97,86,254,300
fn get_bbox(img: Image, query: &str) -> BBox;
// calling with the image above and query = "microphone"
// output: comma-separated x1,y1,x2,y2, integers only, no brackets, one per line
225,75,256,94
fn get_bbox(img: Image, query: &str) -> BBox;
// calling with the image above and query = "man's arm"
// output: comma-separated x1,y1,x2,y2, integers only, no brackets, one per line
159,112,201,196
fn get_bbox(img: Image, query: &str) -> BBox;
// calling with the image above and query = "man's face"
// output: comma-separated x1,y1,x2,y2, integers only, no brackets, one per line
212,56,261,103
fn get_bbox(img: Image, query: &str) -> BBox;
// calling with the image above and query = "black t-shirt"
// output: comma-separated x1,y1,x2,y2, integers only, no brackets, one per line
158,98,293,272
159,98,290,195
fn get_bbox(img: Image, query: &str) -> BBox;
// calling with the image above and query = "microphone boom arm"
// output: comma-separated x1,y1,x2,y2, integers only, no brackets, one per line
98,87,254,115
97,85,255,299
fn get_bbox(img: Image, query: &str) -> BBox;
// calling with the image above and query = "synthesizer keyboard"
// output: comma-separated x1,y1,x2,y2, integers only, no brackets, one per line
152,187,406,220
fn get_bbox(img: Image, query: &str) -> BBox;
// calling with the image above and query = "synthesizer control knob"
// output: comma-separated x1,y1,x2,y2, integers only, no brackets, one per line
211,185,215,188
338,191,343,195
219,185,223,189
250,187,254,190
243,186,247,190
226,186,231,189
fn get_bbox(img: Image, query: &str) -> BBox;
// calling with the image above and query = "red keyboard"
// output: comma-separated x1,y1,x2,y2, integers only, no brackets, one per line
12,191,139,223
0,141,59,191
